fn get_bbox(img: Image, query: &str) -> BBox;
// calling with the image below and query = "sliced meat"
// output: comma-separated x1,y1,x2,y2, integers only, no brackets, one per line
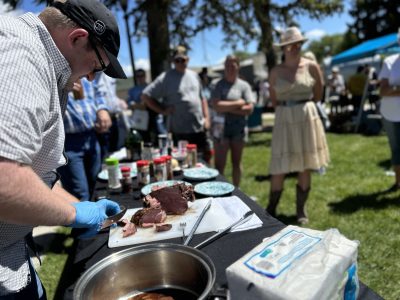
144,195,161,208
131,207,167,227
148,183,195,215
155,223,172,232
117,219,137,238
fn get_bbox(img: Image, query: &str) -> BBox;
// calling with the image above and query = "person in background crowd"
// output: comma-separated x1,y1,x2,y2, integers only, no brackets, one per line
95,72,127,160
378,29,400,192
327,66,347,114
211,55,254,187
347,65,368,115
127,68,162,144
142,46,211,160
0,0,125,298
58,78,112,201
266,27,329,224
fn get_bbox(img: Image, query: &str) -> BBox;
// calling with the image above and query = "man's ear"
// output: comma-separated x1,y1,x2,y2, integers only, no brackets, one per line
67,28,90,48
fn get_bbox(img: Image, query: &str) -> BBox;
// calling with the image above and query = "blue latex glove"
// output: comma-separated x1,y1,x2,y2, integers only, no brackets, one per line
69,199,121,238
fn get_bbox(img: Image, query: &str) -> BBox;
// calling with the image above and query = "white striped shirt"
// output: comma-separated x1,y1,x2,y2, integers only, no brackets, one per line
0,13,70,295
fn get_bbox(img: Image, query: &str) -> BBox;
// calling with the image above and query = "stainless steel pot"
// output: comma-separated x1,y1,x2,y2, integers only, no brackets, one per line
73,243,216,300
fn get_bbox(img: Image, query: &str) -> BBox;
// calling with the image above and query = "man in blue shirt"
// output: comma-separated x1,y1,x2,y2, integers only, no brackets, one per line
58,78,112,201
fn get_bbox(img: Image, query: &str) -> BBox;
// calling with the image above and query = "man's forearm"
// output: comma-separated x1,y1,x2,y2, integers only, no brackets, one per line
52,182,79,203
0,161,76,226
141,94,164,114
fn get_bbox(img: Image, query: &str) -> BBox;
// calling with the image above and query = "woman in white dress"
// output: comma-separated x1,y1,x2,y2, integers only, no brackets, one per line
266,27,329,224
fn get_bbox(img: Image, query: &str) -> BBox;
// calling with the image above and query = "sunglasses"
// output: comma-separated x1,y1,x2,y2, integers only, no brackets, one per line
174,58,186,63
89,38,107,73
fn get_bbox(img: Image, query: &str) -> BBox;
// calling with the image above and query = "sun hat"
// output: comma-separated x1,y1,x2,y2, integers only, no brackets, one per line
172,45,188,59
274,27,308,47
52,0,127,79
332,66,340,73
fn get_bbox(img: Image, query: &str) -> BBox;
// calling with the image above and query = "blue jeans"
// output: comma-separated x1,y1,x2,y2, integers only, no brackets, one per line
58,131,101,201
382,118,400,165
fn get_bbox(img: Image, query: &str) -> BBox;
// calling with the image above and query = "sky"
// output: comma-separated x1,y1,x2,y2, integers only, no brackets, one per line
1,1,353,77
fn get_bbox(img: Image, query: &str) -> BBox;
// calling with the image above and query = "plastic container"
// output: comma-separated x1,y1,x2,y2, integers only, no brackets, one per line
120,166,132,193
153,157,167,182
186,144,197,168
161,155,173,180
105,158,121,190
136,160,150,186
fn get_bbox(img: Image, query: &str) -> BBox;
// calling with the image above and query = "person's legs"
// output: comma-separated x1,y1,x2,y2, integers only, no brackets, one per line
266,174,285,217
214,139,230,176
296,170,311,224
230,140,245,187
382,119,400,190
58,133,90,201
84,132,102,199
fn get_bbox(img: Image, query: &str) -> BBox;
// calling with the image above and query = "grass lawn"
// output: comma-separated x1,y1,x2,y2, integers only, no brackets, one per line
38,131,399,299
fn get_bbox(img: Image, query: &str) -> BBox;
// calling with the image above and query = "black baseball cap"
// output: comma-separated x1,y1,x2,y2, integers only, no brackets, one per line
52,0,127,79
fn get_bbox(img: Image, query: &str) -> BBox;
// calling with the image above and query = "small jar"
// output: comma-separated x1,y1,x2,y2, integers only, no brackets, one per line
161,155,173,180
120,166,132,193
136,160,150,186
105,158,121,190
153,157,167,182
186,144,197,168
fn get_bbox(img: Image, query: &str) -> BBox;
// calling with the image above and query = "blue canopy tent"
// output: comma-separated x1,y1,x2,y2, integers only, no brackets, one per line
331,32,399,65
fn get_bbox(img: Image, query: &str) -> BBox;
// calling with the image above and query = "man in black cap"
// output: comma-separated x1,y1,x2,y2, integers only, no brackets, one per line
0,1,125,298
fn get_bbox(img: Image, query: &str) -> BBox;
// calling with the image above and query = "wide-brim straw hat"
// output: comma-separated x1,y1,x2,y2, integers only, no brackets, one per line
274,27,308,47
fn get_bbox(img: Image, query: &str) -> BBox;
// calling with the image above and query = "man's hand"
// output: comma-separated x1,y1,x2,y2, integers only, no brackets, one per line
95,109,112,133
68,199,120,238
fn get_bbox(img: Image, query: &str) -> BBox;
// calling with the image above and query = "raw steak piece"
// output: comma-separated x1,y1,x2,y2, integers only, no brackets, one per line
131,207,167,227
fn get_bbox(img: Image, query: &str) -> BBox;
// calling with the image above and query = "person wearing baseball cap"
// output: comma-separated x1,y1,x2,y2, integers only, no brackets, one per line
0,0,124,298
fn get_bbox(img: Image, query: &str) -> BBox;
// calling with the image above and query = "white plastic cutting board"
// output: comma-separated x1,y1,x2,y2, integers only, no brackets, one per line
108,198,233,248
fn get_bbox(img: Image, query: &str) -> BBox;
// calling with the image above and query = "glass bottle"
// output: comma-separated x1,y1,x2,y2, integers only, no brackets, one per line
136,160,150,186
153,157,167,182
105,157,121,190
120,166,132,193
186,144,197,168
125,129,143,162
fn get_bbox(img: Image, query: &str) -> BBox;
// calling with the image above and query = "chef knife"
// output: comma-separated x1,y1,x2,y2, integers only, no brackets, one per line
183,199,212,246
194,210,254,249
100,205,127,230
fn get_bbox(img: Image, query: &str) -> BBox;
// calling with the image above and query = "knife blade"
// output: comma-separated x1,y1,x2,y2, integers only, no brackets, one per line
194,210,254,249
100,206,127,230
183,199,212,246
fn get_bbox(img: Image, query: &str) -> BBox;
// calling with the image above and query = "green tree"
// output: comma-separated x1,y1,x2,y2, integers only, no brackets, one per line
306,34,344,63
348,0,399,42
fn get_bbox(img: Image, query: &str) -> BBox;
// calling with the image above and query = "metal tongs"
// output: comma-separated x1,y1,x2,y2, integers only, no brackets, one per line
194,210,254,249
183,200,212,246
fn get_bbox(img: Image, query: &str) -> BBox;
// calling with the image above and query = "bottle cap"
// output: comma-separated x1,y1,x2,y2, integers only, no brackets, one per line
161,155,172,161
153,157,166,165
105,157,119,166
120,166,131,173
136,160,149,167
186,144,197,150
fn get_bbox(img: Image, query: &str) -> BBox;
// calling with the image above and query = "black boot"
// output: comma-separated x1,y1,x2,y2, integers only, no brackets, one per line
296,185,310,225
266,190,283,218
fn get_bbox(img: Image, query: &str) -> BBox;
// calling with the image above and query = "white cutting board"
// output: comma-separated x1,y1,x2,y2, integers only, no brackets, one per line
108,198,233,248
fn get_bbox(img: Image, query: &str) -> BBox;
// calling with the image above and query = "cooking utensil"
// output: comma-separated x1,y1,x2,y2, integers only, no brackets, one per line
100,205,127,230
179,222,186,241
184,199,212,246
194,210,254,249
73,244,216,300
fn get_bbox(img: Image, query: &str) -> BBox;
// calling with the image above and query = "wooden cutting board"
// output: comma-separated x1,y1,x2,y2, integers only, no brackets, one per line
108,198,233,248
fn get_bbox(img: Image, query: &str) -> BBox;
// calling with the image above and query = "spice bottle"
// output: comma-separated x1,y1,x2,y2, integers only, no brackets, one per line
186,144,197,168
120,166,132,193
153,157,167,182
105,158,121,190
136,160,150,186
161,155,173,180
125,129,143,161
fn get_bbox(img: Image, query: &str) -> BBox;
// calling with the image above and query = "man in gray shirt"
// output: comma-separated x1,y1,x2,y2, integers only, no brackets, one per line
142,46,210,158
0,0,126,298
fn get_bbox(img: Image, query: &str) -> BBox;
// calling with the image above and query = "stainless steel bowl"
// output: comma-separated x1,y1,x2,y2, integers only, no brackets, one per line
73,243,216,300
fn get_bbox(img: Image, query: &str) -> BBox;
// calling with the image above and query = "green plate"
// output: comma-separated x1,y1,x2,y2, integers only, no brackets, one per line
194,181,235,197
141,180,192,195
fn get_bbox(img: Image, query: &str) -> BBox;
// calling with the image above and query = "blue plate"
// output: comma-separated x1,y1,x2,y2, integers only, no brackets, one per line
183,167,219,181
141,180,192,195
98,163,137,181
194,181,235,197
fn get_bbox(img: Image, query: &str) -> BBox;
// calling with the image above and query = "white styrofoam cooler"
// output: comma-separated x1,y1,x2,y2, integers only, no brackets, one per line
226,225,359,300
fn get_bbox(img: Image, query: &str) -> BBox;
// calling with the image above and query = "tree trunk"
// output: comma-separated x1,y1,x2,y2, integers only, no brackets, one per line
145,0,171,80
253,0,276,71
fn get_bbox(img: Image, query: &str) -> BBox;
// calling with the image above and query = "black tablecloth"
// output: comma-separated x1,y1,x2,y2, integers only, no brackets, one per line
62,174,382,300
